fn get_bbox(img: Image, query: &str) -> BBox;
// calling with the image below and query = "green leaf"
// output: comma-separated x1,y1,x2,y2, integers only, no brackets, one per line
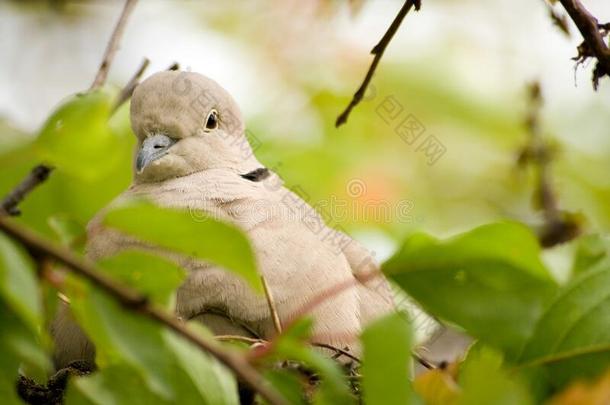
164,329,239,405
571,234,608,277
0,236,49,383
383,222,557,357
0,234,49,381
0,232,41,330
98,251,186,307
269,319,353,404
361,312,416,405
518,260,610,385
35,90,122,180
68,276,238,404
0,128,134,237
264,369,307,405
48,214,86,250
69,286,178,399
0,298,50,403
103,200,261,292
459,346,532,405
65,364,169,405
66,356,236,405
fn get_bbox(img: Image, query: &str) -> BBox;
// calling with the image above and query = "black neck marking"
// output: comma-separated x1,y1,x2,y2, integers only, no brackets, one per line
240,167,270,182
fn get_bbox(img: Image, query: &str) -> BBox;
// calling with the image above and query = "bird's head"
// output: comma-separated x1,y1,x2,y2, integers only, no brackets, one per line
130,71,260,183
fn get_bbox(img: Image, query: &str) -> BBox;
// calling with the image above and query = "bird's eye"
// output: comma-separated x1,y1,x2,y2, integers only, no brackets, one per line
205,109,219,131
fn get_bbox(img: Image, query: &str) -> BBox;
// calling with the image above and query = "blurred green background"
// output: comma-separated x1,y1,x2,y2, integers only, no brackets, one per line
1,0,609,271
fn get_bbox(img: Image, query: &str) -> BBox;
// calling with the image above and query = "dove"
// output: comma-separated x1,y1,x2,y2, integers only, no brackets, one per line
52,71,395,370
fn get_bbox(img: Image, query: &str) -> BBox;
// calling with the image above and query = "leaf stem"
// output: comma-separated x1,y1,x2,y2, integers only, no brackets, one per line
90,0,139,90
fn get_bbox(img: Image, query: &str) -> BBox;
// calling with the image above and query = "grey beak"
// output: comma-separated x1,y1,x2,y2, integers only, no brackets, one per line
136,134,177,173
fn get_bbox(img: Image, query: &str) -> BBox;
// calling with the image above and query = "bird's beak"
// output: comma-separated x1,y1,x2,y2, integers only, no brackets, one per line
136,134,177,173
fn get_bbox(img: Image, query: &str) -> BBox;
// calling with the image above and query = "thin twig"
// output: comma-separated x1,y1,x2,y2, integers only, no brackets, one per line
261,276,283,335
335,0,421,127
0,216,286,405
540,0,570,36
413,352,436,370
216,335,264,345
90,0,139,90
0,165,52,216
558,0,610,89
524,83,559,219
215,335,361,362
215,335,433,370
518,82,581,247
278,269,438,367
311,342,361,363
111,57,150,114
167,62,180,71
313,341,437,370
111,59,183,115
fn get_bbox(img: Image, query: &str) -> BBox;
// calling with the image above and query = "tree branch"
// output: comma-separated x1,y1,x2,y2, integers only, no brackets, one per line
558,0,610,89
112,60,183,114
0,216,286,405
335,0,421,127
111,57,150,114
90,0,139,90
518,82,581,247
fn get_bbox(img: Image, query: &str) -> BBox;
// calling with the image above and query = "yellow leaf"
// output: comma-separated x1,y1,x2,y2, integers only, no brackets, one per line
548,370,610,405
414,366,461,405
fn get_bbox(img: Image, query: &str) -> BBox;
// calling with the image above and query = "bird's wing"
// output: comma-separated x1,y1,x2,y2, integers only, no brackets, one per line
265,183,395,324
339,234,396,323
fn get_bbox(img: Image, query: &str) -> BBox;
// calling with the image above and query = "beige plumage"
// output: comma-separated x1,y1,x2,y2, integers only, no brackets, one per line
52,71,394,369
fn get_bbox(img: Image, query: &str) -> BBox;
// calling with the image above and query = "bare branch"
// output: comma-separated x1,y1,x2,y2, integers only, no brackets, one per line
90,0,139,90
0,165,52,216
111,59,184,115
335,0,421,127
0,216,286,405
111,57,150,114
558,0,610,89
